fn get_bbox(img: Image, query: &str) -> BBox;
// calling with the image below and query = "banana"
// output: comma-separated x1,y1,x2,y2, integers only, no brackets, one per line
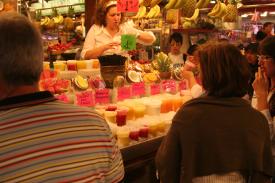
132,7,141,18
207,0,221,17
150,0,162,7
53,17,59,24
164,0,177,10
41,16,50,26
174,0,186,9
58,15,64,24
146,6,155,18
153,5,161,18
184,8,199,21
214,2,227,18
138,6,147,19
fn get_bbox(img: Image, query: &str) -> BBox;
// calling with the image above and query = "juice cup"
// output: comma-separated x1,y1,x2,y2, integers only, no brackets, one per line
53,62,66,71
67,60,77,71
145,99,161,116
104,111,117,123
173,96,183,111
116,109,127,126
76,60,87,70
123,101,135,120
161,98,173,113
148,121,158,137
92,59,100,68
134,104,146,119
156,120,166,133
43,62,50,70
117,128,130,147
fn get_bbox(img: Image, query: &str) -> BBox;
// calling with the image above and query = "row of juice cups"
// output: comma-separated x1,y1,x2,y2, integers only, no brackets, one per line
43,59,100,71
115,119,171,147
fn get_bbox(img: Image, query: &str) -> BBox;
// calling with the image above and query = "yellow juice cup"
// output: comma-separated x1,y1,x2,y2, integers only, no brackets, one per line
76,60,87,70
104,111,117,123
134,104,146,119
148,121,158,137
117,128,130,147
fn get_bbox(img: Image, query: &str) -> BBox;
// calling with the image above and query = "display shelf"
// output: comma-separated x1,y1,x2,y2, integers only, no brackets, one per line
35,3,84,11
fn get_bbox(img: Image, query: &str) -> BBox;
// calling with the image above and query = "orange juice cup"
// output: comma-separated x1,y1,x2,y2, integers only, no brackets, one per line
76,60,87,70
43,62,50,70
92,59,100,68
173,97,183,111
161,98,173,113
53,62,66,71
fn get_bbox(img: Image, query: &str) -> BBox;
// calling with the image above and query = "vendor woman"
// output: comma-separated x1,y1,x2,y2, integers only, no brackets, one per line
81,0,156,59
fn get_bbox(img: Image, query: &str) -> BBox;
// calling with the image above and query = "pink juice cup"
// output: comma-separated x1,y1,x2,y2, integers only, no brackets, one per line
116,109,127,126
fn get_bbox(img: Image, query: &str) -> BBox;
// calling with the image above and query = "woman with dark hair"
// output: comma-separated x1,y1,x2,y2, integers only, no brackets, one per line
252,36,275,182
81,0,155,59
156,41,273,183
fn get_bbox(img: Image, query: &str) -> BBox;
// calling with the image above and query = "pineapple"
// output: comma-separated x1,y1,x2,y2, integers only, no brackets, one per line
224,0,239,22
181,0,196,18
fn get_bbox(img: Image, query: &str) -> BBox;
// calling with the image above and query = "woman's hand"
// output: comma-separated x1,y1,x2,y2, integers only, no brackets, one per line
104,42,120,51
253,67,269,110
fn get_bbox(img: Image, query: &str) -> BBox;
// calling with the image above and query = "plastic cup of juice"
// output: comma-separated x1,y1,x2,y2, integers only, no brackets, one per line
173,96,183,111
134,104,146,119
116,109,127,126
67,60,77,71
145,99,161,116
117,127,130,147
53,62,66,71
76,60,87,70
104,111,117,123
148,121,158,137
43,62,50,70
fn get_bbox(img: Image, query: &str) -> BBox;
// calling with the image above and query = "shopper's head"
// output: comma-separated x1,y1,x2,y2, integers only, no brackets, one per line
256,30,267,42
245,43,259,65
95,0,124,27
197,41,250,97
258,36,275,78
263,22,273,35
169,32,183,55
0,12,43,88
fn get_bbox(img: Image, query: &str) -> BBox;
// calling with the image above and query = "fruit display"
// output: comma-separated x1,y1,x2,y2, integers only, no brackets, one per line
166,9,178,24
145,5,161,18
181,0,196,18
133,6,147,19
223,0,239,22
207,0,227,19
195,0,210,9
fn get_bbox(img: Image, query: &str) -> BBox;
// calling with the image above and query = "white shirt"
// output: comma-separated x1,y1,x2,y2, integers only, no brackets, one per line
81,22,156,59
168,52,184,65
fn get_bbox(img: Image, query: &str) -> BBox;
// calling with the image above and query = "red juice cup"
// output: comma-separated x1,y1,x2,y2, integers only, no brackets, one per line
116,109,127,126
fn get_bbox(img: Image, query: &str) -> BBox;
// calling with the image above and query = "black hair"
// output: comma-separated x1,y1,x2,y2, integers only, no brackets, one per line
256,30,267,42
187,44,198,55
245,43,259,54
169,32,183,44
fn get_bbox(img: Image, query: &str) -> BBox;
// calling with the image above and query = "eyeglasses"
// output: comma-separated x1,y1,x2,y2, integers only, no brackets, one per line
257,55,274,62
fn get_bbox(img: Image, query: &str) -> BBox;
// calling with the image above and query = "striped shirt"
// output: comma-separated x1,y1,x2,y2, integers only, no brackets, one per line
0,91,124,183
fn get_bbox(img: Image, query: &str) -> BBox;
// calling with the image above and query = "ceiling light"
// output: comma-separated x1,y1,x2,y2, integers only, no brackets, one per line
261,11,267,17
210,0,215,4
241,14,248,18
269,12,275,15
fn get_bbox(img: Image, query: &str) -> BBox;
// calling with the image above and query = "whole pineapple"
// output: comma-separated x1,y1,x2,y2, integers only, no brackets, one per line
181,0,196,18
224,0,239,22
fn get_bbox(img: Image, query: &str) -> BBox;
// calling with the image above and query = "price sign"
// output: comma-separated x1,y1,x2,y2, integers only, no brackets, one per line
121,34,136,51
118,86,131,101
76,91,94,107
117,0,139,12
132,82,145,96
178,80,189,91
150,83,161,95
95,89,110,104
162,80,177,93
55,93,69,103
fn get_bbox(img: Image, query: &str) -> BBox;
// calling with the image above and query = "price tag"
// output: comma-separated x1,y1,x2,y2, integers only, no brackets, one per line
121,34,136,51
117,0,139,12
95,89,110,104
162,80,177,93
76,91,94,107
118,86,131,101
150,83,160,95
178,80,189,91
132,82,145,96
55,93,69,103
